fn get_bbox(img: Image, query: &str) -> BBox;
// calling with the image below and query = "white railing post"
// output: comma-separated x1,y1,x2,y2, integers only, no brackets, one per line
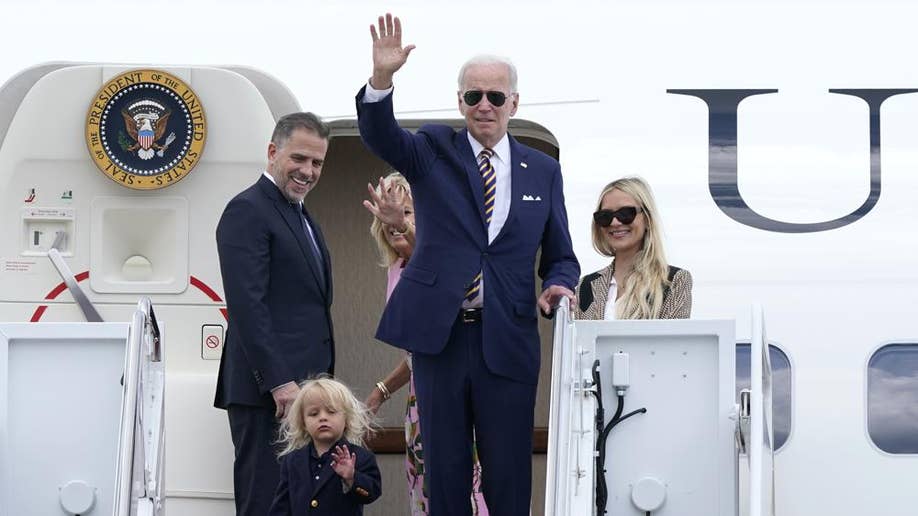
113,297,165,516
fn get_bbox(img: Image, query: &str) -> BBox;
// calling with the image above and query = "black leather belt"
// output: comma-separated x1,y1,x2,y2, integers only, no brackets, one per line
460,308,482,323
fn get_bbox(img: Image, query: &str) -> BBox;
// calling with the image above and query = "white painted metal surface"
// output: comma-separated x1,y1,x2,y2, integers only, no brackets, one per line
114,298,165,516
0,299,165,516
749,306,776,516
595,320,737,516
546,312,737,515
545,298,595,516
0,322,128,516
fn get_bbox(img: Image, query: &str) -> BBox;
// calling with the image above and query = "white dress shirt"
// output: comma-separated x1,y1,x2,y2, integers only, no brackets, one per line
262,171,323,261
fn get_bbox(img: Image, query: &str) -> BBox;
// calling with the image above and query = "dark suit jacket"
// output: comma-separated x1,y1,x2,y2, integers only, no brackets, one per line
268,440,381,516
214,174,334,408
356,87,579,385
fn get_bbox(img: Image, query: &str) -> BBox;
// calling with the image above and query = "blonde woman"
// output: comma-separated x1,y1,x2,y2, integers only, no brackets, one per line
362,172,489,515
574,177,692,320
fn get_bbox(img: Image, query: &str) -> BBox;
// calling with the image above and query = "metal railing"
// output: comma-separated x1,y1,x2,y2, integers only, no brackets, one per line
48,231,103,323
46,224,166,515
113,297,165,516
544,297,575,515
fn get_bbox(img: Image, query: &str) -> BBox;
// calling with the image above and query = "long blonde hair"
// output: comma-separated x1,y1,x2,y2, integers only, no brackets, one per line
276,376,376,457
591,177,670,319
369,172,412,267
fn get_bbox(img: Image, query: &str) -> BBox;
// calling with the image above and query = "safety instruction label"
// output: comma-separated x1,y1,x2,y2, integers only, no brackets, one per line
21,207,75,219
3,259,37,273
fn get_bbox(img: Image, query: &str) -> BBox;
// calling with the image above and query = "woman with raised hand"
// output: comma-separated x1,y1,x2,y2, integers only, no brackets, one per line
362,172,489,515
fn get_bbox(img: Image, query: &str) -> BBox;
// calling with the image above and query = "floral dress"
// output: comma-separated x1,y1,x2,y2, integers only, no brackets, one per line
388,259,489,515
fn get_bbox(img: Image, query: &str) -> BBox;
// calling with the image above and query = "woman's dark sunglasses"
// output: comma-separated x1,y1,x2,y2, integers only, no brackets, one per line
593,206,642,226
462,90,509,107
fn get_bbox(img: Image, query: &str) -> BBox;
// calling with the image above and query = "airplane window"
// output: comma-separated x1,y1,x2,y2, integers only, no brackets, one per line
868,344,918,454
736,343,792,451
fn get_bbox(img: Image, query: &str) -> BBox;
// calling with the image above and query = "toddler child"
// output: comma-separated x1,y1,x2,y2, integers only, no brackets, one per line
268,376,381,515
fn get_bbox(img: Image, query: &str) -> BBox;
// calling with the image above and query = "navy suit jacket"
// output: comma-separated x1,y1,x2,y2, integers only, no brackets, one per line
268,441,381,516
356,87,579,384
214,174,334,408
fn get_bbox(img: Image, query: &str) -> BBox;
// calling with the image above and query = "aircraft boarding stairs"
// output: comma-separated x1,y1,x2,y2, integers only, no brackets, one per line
1,242,770,516
545,299,775,516
0,245,165,516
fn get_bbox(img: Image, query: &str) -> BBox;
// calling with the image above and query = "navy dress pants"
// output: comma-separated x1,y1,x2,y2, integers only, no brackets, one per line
413,313,537,516
228,404,281,516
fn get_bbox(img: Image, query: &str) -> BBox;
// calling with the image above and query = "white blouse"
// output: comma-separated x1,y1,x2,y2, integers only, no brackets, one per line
603,276,620,321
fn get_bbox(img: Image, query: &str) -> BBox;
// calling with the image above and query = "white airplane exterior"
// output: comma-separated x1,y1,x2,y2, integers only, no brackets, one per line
2,1,918,515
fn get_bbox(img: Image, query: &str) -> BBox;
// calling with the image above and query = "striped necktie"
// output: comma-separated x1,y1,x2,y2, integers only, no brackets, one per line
464,148,495,303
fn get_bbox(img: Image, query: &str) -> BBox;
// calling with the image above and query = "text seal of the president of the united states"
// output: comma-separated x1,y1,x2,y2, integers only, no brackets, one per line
86,69,206,190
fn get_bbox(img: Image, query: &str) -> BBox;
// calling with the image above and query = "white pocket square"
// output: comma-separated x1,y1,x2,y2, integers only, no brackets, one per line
522,195,542,201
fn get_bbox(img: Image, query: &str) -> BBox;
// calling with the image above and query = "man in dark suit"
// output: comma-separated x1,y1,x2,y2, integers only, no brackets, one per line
214,112,334,516
357,14,580,516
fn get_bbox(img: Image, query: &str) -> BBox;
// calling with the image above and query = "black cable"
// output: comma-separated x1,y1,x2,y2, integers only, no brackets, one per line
595,393,647,515
611,393,624,422
600,407,647,442
595,393,624,514
590,360,608,514
591,360,603,432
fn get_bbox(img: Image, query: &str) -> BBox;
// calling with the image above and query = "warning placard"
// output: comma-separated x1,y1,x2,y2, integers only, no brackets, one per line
3,259,37,273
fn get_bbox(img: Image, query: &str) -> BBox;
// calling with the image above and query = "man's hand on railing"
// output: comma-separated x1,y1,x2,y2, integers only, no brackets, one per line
538,285,575,317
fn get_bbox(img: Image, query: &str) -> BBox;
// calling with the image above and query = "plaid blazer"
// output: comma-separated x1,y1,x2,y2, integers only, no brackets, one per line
572,262,692,320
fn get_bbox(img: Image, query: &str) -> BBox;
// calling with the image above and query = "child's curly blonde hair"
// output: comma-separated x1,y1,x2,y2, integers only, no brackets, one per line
276,376,376,457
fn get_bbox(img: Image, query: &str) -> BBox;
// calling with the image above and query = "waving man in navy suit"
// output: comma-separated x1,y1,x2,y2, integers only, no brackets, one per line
357,14,580,516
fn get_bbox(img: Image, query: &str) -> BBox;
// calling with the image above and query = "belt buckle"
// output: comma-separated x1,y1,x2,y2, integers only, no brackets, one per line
461,308,479,323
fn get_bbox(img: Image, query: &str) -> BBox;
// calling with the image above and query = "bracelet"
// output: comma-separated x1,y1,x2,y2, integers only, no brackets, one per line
375,381,391,400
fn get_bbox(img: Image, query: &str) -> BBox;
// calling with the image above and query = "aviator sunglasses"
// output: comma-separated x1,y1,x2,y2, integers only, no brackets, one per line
462,90,510,107
593,206,642,226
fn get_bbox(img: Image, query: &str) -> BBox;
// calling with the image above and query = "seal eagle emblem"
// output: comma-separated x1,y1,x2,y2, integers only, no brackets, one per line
121,100,172,160
86,69,207,190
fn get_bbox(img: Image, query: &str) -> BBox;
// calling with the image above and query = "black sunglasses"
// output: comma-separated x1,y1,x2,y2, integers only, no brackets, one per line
593,206,642,226
462,90,509,107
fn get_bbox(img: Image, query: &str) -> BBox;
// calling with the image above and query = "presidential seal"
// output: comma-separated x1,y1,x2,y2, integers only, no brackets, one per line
86,69,206,190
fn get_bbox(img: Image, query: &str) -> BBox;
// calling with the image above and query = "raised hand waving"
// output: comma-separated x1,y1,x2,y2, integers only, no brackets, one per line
370,13,415,89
